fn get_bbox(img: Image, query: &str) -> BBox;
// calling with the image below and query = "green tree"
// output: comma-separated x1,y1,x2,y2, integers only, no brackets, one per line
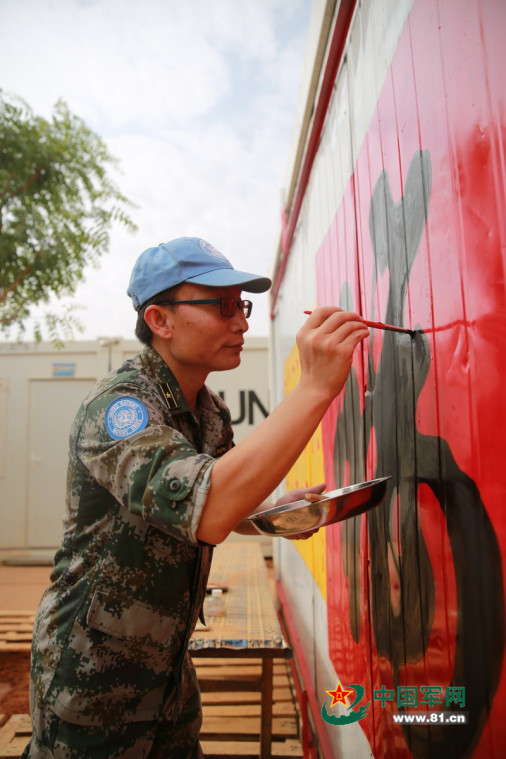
0,90,137,342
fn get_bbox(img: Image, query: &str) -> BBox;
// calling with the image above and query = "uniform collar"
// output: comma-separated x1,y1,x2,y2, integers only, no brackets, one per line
140,345,221,416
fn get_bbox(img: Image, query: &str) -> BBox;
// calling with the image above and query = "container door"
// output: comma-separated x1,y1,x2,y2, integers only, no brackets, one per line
27,379,95,548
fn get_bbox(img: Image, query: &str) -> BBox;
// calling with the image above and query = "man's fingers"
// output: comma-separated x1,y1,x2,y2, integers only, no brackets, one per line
285,527,320,541
304,306,343,327
303,483,326,495
305,307,366,334
304,492,326,503
304,310,369,350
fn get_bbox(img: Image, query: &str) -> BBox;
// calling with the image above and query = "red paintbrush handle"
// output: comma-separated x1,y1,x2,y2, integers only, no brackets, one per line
303,311,413,335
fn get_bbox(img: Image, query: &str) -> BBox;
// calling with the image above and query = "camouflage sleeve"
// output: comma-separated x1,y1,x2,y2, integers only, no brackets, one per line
75,384,215,545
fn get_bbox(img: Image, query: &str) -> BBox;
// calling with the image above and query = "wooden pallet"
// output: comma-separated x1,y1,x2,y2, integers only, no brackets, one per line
0,614,34,653
196,657,302,757
0,715,31,758
0,658,302,758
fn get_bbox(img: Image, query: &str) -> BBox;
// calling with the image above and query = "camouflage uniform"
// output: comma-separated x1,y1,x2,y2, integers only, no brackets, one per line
23,345,234,758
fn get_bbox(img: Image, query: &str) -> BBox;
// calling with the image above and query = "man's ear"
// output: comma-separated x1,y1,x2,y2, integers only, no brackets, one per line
144,304,173,339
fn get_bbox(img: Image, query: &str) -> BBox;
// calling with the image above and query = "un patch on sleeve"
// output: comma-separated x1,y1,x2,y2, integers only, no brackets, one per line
105,397,149,440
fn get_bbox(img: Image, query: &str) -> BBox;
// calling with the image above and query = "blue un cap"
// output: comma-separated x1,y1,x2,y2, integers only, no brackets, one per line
128,237,271,310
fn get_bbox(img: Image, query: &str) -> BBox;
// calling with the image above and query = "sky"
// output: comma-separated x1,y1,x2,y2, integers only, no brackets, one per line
0,0,312,341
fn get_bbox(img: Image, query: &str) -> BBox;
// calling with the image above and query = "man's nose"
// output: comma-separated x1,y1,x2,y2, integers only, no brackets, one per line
231,307,249,331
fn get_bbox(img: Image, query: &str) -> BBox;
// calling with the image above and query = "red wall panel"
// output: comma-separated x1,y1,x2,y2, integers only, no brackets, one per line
315,0,506,756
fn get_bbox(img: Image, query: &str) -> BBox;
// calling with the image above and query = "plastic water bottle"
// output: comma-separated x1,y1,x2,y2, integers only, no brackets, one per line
206,588,225,617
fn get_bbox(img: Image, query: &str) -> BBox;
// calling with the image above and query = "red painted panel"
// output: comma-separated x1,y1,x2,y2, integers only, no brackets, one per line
315,0,506,756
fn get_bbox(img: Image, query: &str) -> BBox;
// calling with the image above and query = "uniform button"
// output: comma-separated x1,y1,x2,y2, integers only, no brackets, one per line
168,477,182,492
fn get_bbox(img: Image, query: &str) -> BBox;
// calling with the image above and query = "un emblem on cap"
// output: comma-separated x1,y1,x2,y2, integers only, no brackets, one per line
199,239,227,260
105,397,149,440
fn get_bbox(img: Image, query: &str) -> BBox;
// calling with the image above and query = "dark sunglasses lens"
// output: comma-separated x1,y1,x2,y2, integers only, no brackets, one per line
220,298,237,316
219,298,252,317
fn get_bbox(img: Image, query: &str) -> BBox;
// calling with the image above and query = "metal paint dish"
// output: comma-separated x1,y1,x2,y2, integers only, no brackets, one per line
248,477,391,537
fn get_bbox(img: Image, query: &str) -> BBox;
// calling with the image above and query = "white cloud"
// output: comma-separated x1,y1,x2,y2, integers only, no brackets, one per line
0,0,311,340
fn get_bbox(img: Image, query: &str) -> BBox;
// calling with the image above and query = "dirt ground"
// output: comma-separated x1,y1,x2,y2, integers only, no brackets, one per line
0,651,31,718
0,563,50,720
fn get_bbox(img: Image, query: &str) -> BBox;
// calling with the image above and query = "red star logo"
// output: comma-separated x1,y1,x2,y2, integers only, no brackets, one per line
325,681,355,708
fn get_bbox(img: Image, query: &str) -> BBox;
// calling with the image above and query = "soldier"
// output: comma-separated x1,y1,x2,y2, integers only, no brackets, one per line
23,237,369,758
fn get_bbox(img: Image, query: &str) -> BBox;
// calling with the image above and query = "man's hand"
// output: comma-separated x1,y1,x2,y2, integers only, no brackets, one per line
297,307,369,402
275,483,326,508
275,483,326,541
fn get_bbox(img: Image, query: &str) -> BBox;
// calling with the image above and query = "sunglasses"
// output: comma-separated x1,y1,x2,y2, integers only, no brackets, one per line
158,297,253,318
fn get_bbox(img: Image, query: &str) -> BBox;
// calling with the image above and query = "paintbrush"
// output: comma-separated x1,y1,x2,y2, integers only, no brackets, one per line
303,311,414,336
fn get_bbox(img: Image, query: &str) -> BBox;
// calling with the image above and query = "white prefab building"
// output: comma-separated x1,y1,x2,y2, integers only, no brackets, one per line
0,336,268,556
